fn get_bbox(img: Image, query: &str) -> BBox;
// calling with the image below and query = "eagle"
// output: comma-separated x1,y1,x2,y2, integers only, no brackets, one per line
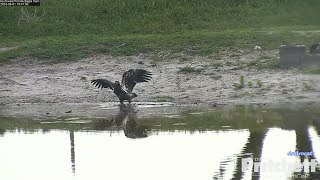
91,69,152,104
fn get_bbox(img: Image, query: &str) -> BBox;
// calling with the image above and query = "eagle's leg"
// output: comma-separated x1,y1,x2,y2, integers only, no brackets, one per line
119,99,124,105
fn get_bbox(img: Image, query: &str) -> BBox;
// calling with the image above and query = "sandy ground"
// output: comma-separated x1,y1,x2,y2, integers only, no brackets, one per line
1,50,320,106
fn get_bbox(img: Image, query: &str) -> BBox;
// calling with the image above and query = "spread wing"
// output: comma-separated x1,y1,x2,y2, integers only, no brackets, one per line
121,69,152,93
91,79,115,90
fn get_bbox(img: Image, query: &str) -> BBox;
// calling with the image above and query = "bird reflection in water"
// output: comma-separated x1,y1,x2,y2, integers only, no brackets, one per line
93,104,150,139
69,105,150,175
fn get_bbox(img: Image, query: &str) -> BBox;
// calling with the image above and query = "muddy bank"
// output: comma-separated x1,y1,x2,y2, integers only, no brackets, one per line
1,50,320,106
0,102,207,119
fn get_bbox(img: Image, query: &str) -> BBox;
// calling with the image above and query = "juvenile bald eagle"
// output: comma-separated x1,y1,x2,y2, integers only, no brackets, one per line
91,69,152,104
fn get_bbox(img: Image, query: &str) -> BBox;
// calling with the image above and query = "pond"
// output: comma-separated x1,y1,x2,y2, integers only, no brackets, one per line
0,103,320,180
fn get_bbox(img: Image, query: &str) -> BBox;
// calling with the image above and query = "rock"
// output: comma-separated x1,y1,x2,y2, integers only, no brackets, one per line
279,45,305,68
209,102,217,107
254,45,262,51
310,43,320,54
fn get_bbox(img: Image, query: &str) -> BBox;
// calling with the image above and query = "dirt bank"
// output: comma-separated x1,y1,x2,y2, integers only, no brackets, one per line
1,50,320,106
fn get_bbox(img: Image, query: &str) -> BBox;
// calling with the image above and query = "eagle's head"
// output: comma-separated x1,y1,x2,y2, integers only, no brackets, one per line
130,93,138,99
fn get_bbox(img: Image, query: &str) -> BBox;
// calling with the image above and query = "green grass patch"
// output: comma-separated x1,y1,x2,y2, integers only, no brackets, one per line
178,65,203,74
302,67,320,74
1,0,320,62
246,57,281,69
287,95,307,100
257,57,281,69
256,80,263,88
2,0,320,37
302,82,315,91
1,29,320,62
235,75,245,89
233,91,252,98
210,73,222,80
153,96,174,102
211,61,224,69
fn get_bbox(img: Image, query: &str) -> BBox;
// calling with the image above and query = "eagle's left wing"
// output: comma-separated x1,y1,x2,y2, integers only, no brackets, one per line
121,69,152,93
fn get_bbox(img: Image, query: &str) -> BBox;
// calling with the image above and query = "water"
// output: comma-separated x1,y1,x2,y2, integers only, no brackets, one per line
1,103,320,180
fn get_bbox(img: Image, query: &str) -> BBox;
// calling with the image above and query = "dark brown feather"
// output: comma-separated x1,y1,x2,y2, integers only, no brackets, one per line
121,69,152,93
91,79,115,90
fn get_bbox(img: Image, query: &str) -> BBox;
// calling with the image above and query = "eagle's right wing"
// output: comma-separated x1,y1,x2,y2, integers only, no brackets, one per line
91,79,115,90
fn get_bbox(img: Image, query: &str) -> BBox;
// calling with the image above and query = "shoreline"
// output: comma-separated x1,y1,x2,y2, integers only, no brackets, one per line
1,50,320,107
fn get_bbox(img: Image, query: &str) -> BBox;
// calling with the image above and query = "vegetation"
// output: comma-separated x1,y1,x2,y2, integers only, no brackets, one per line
175,75,181,89
153,95,174,102
1,0,320,62
210,73,222,80
302,82,315,91
234,76,264,90
256,80,263,88
235,75,245,89
246,56,281,69
257,57,281,69
233,91,252,98
302,67,320,74
211,62,224,69
178,65,203,74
